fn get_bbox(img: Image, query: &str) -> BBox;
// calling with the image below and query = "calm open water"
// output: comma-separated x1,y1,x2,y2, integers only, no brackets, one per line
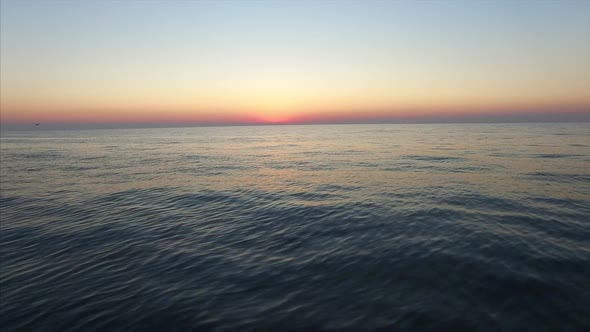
1,123,589,331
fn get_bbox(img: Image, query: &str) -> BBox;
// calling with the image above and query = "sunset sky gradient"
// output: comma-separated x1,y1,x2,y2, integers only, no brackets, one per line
1,0,589,129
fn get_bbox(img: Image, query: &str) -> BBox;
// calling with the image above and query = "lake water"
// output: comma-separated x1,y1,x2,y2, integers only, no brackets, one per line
1,123,589,331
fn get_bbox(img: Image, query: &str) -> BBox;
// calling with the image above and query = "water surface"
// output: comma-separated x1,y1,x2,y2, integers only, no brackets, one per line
1,124,589,331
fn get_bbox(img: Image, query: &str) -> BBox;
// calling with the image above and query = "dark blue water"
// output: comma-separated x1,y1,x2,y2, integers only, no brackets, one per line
1,124,589,331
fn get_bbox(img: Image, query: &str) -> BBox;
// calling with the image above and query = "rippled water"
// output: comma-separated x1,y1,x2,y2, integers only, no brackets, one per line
1,123,589,331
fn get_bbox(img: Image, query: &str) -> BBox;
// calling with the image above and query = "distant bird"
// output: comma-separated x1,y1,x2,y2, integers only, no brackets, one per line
34,123,40,126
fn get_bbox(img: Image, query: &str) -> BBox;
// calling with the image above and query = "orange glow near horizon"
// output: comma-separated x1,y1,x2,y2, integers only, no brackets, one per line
2,101,589,126
2,60,589,126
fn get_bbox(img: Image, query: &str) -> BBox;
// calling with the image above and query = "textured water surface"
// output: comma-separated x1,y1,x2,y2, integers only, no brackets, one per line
1,124,589,331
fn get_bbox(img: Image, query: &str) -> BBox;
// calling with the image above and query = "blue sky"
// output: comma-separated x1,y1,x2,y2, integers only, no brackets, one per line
1,0,589,129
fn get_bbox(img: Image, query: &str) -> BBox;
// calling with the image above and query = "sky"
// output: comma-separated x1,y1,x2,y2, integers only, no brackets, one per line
1,0,590,129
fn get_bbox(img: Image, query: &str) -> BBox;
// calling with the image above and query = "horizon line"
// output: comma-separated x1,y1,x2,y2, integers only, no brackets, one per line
2,118,589,132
